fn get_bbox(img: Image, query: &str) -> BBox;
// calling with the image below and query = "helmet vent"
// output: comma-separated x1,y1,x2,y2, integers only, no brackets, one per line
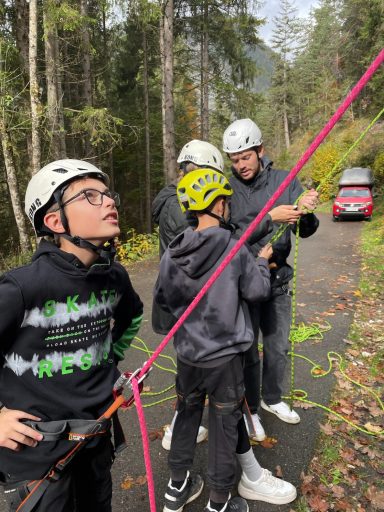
192,183,202,191
52,168,68,174
204,189,218,201
245,136,250,143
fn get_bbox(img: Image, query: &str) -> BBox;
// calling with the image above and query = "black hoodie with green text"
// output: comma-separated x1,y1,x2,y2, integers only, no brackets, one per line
0,240,143,482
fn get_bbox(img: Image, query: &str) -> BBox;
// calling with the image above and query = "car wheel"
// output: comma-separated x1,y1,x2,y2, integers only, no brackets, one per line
333,216,339,222
365,216,372,222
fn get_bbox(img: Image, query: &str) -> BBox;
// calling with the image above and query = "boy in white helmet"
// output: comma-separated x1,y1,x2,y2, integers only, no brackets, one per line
0,159,143,511
222,119,319,437
155,168,297,512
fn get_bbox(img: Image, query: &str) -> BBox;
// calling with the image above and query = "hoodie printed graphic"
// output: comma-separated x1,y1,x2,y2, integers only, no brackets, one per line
0,240,143,482
154,227,271,367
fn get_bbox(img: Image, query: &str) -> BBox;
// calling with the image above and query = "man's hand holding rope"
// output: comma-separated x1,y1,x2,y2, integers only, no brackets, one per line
297,188,319,212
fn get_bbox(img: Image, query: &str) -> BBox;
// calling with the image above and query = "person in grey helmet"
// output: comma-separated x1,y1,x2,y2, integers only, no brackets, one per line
223,118,319,440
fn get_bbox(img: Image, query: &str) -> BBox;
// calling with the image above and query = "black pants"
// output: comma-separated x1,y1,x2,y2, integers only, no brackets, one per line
3,437,113,512
244,291,292,413
169,355,250,493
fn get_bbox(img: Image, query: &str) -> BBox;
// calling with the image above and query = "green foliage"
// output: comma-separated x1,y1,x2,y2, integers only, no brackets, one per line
0,244,35,274
71,107,124,147
373,151,384,188
116,228,159,264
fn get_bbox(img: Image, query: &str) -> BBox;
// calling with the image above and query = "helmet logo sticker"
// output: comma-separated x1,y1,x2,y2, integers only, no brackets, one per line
28,198,42,221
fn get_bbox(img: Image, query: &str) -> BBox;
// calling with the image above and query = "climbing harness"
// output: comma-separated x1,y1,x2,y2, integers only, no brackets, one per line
14,395,126,512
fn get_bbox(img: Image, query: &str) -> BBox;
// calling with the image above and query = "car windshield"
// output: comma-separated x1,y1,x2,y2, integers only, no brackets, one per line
339,189,370,198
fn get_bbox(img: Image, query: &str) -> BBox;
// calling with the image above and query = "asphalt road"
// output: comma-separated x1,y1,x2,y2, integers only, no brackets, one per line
0,212,363,511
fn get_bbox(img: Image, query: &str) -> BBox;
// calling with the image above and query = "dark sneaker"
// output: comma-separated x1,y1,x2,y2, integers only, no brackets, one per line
204,496,249,511
163,471,204,512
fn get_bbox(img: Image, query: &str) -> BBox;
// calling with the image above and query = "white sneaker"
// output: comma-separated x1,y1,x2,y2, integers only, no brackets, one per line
260,400,300,424
162,425,208,450
244,413,266,441
238,469,297,505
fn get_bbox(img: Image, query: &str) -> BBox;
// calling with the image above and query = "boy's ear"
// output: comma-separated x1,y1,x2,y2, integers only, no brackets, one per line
212,197,225,216
43,211,66,234
257,144,265,158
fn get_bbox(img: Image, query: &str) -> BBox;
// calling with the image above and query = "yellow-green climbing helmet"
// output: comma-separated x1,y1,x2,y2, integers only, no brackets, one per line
177,168,232,212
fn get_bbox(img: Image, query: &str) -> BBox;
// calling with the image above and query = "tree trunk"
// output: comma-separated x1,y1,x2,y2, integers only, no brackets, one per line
200,0,209,140
55,32,66,157
283,64,290,149
14,0,33,173
14,0,29,79
80,0,93,106
0,119,32,252
143,28,151,233
43,1,66,159
161,0,177,184
159,14,166,183
29,0,41,174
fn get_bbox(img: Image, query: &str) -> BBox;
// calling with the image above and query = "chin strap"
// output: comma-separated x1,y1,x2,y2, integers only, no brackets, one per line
60,233,116,262
204,210,236,233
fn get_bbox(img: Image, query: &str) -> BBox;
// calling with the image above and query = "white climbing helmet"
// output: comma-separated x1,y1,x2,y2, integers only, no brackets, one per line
222,118,263,154
177,140,224,172
25,159,109,236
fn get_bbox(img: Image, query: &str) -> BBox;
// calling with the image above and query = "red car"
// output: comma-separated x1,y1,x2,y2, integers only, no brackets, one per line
332,185,373,221
333,168,374,222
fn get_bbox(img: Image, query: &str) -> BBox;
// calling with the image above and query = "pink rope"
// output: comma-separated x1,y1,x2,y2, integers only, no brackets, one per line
131,378,157,511
139,47,384,380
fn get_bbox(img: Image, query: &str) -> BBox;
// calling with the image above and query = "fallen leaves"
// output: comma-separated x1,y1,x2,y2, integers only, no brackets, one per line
259,436,278,448
308,495,329,511
363,422,383,434
121,474,147,490
366,486,384,510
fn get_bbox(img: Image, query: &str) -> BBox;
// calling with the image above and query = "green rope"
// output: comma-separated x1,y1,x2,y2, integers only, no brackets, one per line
283,350,384,436
130,337,177,407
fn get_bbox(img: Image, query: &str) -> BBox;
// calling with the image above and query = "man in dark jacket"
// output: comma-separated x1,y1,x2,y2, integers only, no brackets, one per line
223,118,319,437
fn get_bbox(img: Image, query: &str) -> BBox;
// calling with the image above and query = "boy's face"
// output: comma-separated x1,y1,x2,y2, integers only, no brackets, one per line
61,177,120,243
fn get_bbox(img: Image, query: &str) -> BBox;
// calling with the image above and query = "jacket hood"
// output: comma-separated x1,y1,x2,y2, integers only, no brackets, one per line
168,226,231,278
231,156,273,187
152,185,177,224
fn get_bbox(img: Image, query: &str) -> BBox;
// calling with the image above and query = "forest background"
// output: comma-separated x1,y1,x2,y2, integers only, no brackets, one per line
0,0,383,260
